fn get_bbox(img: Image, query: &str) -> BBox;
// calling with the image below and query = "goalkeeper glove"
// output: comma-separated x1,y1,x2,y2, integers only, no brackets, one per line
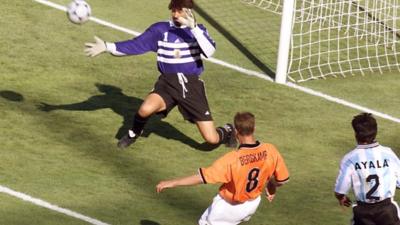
177,8,196,29
84,36,107,57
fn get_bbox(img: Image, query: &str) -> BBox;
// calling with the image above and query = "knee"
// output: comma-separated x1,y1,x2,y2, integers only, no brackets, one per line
138,105,156,118
138,95,166,117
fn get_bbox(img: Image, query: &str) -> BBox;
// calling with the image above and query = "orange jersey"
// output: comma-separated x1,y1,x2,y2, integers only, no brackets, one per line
199,141,289,203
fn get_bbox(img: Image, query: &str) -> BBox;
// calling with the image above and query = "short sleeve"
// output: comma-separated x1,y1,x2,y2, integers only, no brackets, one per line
272,147,290,183
199,153,234,184
390,151,400,188
334,157,353,194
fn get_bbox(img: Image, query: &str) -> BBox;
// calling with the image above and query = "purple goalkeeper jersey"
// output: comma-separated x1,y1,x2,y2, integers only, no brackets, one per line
114,21,216,76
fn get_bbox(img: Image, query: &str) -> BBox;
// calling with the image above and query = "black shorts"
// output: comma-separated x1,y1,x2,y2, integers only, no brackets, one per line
151,73,213,123
353,198,400,225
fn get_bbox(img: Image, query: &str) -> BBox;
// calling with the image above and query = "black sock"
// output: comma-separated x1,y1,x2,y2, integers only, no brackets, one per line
131,113,149,137
216,127,227,144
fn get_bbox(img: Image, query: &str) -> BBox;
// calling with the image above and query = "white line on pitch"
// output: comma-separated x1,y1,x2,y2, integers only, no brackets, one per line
34,0,400,124
0,185,110,225
286,83,400,123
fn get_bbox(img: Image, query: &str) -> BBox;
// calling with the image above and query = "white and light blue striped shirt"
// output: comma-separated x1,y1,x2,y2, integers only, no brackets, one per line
335,142,400,203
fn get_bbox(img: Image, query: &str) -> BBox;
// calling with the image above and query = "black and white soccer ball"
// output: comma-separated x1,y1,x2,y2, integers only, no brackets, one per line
66,0,91,24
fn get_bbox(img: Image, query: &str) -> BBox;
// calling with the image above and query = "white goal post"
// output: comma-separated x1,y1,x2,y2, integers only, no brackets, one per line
243,0,400,83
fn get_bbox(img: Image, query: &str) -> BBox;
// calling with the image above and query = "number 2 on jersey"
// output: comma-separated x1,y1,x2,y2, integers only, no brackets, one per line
246,168,260,192
366,174,380,200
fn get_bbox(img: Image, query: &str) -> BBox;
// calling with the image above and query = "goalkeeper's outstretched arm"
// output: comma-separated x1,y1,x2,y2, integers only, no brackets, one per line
84,36,126,57
178,8,216,58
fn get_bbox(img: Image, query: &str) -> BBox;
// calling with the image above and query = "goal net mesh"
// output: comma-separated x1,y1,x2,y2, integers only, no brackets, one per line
242,0,400,82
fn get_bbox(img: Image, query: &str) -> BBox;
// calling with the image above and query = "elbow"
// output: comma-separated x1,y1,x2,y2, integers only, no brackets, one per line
275,177,290,186
203,47,215,58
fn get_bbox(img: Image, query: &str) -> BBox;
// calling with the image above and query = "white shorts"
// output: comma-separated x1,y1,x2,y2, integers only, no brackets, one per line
198,194,261,225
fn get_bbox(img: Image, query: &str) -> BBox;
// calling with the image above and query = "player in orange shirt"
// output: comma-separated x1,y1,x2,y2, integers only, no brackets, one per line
156,112,290,225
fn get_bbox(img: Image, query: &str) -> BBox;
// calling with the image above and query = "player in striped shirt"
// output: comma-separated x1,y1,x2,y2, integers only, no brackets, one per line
156,112,290,225
334,113,400,225
84,0,236,150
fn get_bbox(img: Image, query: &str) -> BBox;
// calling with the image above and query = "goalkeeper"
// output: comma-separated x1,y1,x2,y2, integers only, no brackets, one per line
84,0,236,149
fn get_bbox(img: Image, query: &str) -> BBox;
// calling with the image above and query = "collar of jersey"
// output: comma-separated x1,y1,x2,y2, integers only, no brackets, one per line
238,141,261,149
356,142,380,149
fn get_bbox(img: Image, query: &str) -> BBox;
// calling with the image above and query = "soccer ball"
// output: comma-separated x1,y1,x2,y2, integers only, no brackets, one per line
66,0,91,24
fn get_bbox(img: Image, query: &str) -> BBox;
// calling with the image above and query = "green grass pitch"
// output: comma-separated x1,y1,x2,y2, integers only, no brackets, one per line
0,0,399,224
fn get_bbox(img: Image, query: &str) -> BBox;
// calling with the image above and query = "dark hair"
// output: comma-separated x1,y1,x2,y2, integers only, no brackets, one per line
352,113,377,144
234,112,255,136
168,0,194,10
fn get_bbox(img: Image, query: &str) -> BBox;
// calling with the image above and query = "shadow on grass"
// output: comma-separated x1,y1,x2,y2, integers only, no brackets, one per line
31,84,212,223
140,220,161,225
0,90,24,102
37,83,218,151
194,5,276,80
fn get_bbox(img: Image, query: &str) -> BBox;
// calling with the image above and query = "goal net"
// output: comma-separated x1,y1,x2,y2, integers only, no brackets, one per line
242,0,400,82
